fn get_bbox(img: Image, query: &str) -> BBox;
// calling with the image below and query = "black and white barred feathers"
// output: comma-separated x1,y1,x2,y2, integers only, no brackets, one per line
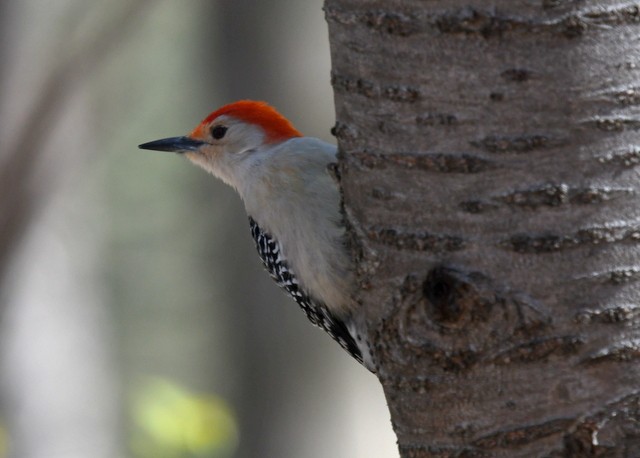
249,217,364,365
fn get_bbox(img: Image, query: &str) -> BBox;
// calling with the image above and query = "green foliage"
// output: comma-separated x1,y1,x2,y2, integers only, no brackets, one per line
131,377,238,458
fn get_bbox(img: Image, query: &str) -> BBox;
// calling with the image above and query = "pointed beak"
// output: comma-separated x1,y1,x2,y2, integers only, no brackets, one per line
138,136,206,154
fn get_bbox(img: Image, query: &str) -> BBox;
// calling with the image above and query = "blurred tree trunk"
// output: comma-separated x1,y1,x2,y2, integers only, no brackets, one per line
327,0,640,456
203,2,347,457
0,3,142,456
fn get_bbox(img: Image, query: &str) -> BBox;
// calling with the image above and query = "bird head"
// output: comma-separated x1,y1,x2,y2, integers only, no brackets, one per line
139,100,302,189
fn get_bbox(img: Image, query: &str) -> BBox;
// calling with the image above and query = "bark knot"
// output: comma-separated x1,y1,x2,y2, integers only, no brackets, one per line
375,267,551,376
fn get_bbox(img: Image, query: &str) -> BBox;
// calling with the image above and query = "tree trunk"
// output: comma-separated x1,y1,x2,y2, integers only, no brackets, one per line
327,0,640,456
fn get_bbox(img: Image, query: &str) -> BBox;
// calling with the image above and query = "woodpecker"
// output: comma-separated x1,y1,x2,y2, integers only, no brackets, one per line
139,100,373,371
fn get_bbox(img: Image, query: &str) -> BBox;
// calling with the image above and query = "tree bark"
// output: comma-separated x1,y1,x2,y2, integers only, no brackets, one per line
327,0,640,456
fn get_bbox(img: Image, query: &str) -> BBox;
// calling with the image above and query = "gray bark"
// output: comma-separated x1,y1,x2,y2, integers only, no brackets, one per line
327,0,640,456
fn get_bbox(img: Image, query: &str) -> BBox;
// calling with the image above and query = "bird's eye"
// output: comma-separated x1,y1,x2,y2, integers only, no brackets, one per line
211,125,228,140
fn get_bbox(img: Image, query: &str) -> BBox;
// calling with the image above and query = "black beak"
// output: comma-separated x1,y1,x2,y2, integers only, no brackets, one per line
138,136,205,153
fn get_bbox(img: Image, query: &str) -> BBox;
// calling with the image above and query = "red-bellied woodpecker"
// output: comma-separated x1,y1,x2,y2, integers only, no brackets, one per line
139,100,374,371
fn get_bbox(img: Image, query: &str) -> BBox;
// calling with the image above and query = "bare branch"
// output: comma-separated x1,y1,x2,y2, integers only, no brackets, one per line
0,0,153,283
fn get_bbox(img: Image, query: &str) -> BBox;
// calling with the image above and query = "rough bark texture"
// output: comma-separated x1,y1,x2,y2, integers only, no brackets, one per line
326,0,640,456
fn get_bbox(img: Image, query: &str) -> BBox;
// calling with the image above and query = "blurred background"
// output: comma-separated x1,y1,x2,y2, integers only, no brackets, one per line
0,1,397,457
